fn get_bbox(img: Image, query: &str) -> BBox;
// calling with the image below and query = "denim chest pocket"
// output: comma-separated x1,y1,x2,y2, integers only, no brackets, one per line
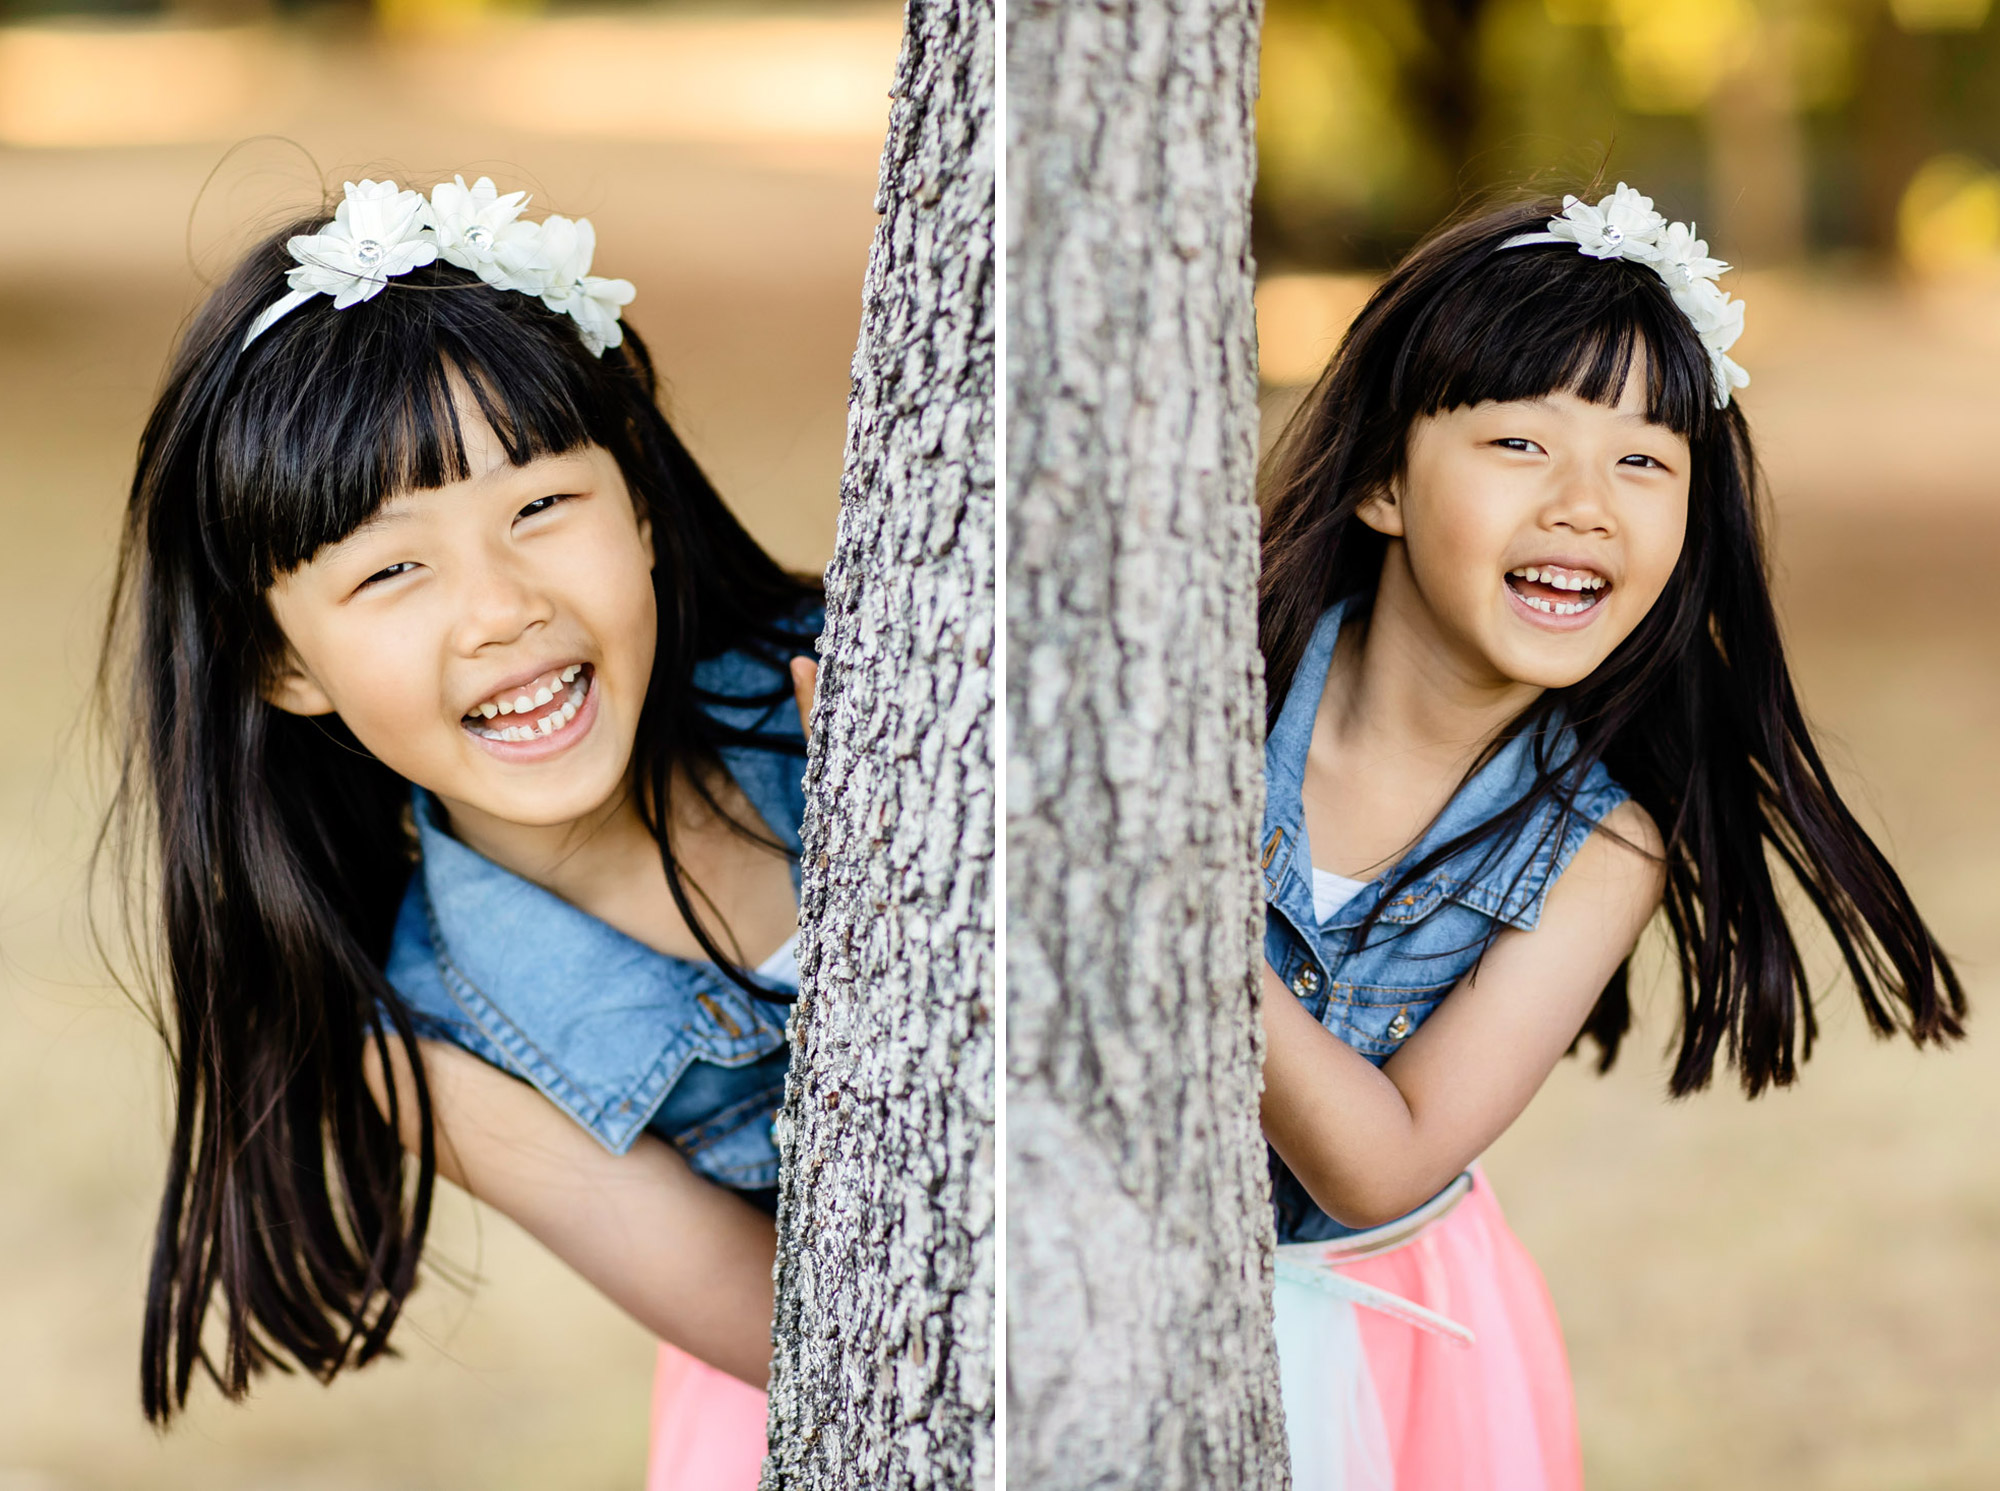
1321,978,1456,1059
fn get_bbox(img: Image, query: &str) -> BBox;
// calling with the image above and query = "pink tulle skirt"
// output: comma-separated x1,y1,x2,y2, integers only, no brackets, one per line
1271,1169,1582,1491
644,1341,768,1491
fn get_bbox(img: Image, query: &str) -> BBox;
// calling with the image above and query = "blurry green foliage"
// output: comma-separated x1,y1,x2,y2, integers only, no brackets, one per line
1256,0,2000,270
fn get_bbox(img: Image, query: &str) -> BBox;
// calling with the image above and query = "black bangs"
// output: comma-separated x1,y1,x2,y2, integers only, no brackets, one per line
1390,237,1716,443
204,249,620,592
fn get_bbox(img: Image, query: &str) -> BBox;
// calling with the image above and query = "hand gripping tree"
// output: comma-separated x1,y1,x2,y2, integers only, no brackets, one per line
1006,1,1290,1486
760,1,995,1487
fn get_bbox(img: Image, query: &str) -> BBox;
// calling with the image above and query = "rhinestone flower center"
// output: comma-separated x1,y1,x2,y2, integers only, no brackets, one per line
353,238,386,267
464,224,494,250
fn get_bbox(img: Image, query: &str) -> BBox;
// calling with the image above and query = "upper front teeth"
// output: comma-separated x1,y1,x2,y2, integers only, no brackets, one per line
1510,566,1606,591
467,665,589,740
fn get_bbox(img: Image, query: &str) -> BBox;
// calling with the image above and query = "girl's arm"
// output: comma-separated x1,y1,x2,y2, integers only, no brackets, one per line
366,1036,777,1387
1261,802,1665,1230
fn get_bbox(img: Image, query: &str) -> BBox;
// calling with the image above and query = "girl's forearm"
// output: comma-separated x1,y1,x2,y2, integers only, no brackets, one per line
369,1036,777,1386
1259,967,1463,1229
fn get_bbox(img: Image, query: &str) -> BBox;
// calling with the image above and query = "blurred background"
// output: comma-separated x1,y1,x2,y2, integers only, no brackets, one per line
0,1,892,1487
1252,2,2000,1486
8,0,2000,1485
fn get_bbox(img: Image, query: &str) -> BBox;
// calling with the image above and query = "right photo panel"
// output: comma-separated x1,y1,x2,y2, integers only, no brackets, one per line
1006,3,1997,1487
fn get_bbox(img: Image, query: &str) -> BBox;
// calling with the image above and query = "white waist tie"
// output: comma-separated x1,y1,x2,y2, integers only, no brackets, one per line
1273,1169,1477,1346
1272,1171,1479,1491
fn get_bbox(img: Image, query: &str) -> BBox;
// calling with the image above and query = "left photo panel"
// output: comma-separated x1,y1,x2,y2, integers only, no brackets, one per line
0,1,992,1487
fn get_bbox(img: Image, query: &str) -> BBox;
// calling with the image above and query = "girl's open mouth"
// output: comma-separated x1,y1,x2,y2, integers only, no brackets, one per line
1503,564,1609,619
463,663,593,742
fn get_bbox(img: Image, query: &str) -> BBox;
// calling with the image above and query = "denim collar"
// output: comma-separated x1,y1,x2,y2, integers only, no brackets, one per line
1262,599,1598,942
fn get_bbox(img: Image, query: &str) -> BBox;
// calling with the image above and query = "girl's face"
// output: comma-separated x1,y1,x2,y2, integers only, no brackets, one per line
264,409,658,834
1360,361,1690,691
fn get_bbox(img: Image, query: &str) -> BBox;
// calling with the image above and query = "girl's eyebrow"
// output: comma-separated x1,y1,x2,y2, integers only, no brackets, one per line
331,504,417,550
475,450,597,493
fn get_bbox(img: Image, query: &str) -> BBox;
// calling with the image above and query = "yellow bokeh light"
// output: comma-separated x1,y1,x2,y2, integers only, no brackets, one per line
427,14,903,145
1889,0,1993,31
1607,0,1758,114
375,0,538,40
0,12,899,152
1255,273,1379,386
0,24,274,149
1899,154,2000,278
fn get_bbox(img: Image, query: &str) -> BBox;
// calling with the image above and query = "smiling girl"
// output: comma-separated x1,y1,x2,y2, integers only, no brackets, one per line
1253,188,1962,1489
102,177,818,1485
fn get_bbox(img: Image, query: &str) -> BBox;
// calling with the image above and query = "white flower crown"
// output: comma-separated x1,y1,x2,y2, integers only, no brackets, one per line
1500,183,1747,409
241,176,637,356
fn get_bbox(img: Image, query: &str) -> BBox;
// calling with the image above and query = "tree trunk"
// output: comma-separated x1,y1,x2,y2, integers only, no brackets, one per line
1006,2,1288,1487
760,2,995,1487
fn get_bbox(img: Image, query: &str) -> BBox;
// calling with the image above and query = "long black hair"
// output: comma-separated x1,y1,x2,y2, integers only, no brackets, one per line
99,208,818,1422
1260,195,1963,1097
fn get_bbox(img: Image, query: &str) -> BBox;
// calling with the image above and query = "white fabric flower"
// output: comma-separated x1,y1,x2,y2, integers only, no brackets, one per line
1653,221,1729,290
1672,278,1742,348
1666,277,1748,406
1709,348,1750,401
1501,182,1749,407
429,175,543,292
534,214,637,354
1547,182,1667,262
243,174,637,357
283,179,437,308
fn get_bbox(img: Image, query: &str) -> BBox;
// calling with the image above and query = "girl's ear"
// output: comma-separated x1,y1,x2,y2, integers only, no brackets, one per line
637,512,655,570
1355,481,1406,538
264,651,336,717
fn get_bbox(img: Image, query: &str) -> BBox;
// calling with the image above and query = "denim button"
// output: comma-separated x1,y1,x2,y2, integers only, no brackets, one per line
1387,1010,1412,1040
1292,967,1320,996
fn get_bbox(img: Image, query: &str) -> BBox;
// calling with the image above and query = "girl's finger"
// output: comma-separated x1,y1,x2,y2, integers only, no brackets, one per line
789,656,819,736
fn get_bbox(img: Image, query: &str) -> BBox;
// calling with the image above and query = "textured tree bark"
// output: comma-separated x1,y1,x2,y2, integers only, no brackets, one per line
1006,2,1288,1487
759,1,994,1488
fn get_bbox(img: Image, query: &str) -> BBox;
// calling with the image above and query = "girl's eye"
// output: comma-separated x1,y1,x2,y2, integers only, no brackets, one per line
357,562,416,591
1494,438,1545,454
1620,453,1667,470
517,493,576,522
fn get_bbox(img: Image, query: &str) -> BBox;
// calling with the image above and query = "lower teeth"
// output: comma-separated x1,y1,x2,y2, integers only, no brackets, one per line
1514,587,1599,616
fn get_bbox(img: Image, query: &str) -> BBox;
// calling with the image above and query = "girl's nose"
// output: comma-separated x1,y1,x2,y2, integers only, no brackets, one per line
452,558,554,654
1541,462,1617,536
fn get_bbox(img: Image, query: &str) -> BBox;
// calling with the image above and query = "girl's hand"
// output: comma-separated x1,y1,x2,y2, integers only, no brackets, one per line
364,1035,776,1387
1259,800,1665,1229
789,656,819,737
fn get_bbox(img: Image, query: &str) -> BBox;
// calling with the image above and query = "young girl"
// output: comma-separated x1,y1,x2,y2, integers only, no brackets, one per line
1253,185,1963,1488
100,176,823,1487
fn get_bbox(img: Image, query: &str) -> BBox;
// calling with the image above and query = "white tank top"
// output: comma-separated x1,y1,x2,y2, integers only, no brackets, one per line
1310,866,1371,925
755,933,801,993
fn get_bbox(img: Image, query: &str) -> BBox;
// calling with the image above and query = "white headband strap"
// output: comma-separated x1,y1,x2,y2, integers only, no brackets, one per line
241,176,636,357
1496,183,1748,409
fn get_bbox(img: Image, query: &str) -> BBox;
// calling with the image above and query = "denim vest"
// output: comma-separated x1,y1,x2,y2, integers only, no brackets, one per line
1263,600,1629,1242
384,621,815,1201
